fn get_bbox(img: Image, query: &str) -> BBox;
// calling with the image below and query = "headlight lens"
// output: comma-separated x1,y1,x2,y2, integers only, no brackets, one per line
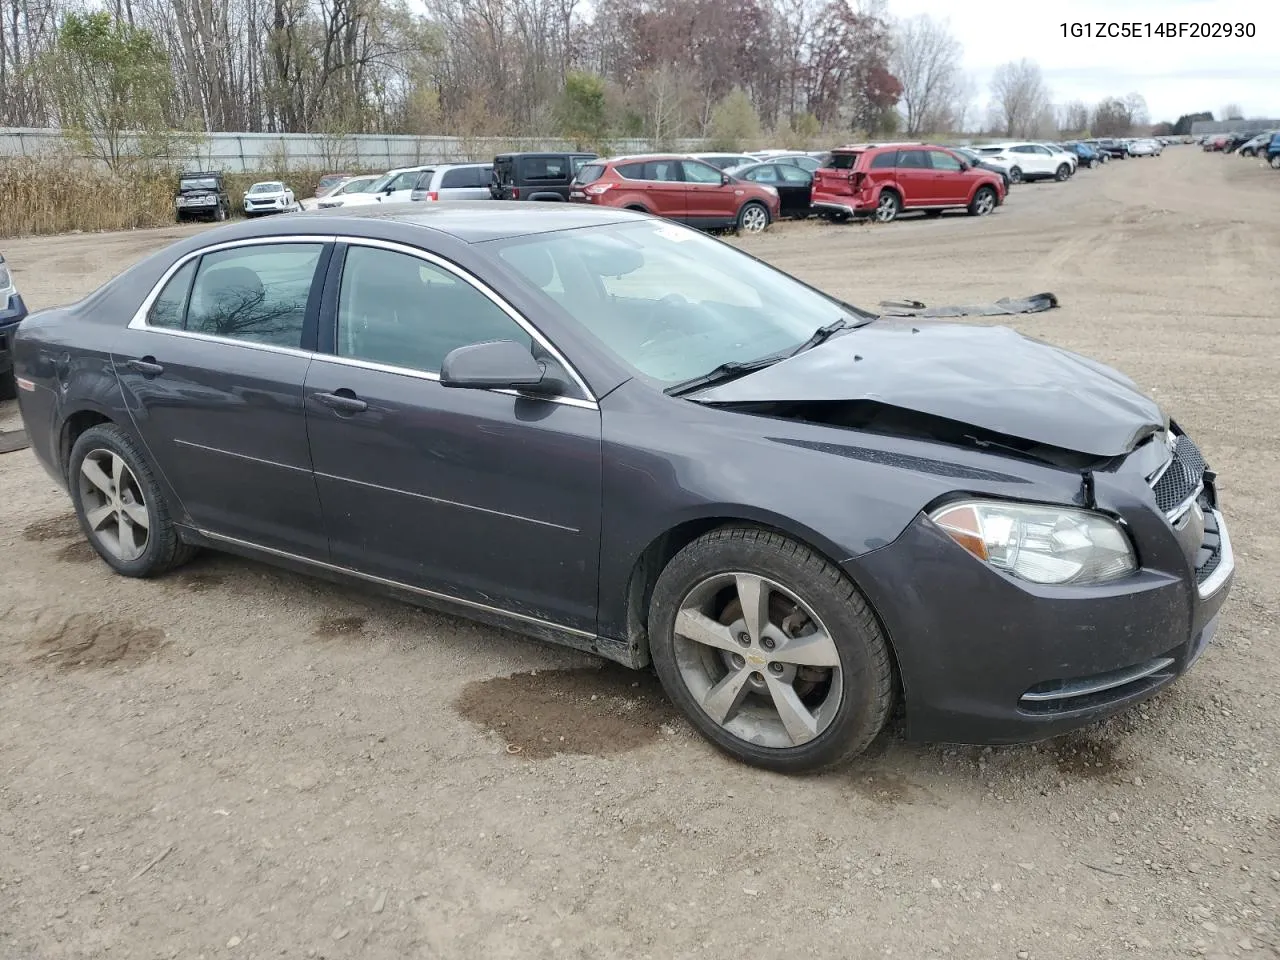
929,499,1136,585
0,264,11,290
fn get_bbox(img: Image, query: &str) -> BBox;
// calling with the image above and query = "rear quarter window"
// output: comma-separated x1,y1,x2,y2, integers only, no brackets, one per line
576,163,606,185
615,162,645,180
440,168,471,188
868,152,896,169
828,152,862,170
520,157,568,181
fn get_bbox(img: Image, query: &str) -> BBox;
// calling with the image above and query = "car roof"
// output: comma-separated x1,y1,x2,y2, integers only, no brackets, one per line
220,200,643,244
832,142,927,151
604,153,689,163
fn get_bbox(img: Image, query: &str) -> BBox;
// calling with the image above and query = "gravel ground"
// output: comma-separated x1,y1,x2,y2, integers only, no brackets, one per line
1,148,1278,960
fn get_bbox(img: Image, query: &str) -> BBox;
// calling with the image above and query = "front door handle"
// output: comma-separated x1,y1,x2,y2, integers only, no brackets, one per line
126,357,164,376
314,390,368,414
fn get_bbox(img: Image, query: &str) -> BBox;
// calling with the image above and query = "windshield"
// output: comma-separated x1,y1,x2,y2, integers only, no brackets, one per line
341,177,376,194
489,220,867,385
368,173,395,192
249,182,283,194
180,177,218,191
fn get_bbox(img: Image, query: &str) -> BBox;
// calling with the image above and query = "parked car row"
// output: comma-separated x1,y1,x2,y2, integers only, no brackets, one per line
171,133,1119,238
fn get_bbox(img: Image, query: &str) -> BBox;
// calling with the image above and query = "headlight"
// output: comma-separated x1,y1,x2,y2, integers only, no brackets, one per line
929,499,1136,585
0,264,12,291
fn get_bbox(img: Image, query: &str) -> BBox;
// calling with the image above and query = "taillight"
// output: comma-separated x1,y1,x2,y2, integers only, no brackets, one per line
512,187,520,199
428,191,438,201
851,171,867,191
585,183,611,196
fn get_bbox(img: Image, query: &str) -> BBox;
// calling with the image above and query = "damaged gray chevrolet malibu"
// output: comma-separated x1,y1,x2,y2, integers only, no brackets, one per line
12,203,1234,772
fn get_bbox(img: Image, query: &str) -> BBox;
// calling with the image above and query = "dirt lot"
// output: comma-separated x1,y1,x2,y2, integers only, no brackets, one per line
2,149,1278,960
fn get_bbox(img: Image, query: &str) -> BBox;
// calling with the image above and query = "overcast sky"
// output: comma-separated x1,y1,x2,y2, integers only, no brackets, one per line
886,0,1280,122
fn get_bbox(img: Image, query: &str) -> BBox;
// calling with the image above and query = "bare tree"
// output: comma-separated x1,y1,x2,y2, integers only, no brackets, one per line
1221,102,1243,120
1059,99,1089,135
891,13,961,135
989,58,1050,137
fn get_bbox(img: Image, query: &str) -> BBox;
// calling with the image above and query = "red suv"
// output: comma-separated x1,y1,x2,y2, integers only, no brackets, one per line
568,155,781,233
811,143,1005,224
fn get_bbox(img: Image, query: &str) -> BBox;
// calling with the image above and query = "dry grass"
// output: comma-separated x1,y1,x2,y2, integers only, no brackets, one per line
0,157,377,239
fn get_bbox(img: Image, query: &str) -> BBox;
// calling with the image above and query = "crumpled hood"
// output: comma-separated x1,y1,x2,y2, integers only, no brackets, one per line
695,320,1166,458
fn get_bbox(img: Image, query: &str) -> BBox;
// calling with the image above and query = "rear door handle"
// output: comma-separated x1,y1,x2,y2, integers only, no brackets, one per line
126,358,164,376
314,390,368,414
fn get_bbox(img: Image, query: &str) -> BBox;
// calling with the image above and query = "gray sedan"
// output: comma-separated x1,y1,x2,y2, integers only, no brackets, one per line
11,204,1234,772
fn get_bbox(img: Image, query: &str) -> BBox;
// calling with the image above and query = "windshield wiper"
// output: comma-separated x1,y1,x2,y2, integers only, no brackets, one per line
789,317,857,357
665,355,784,397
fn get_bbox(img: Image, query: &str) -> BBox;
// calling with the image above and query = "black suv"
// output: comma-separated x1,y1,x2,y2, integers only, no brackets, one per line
174,171,230,222
490,152,598,201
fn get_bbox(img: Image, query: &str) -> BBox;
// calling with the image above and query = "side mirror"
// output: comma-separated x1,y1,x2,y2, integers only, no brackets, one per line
440,339,553,392
721,173,731,185
957,160,970,171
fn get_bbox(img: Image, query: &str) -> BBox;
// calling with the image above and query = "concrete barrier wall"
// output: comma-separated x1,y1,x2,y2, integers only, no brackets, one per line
0,128,711,171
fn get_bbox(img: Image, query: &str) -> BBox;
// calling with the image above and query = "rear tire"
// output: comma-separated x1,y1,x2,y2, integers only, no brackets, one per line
873,190,900,223
1271,156,1280,170
1008,166,1023,184
68,424,196,578
648,526,895,773
1055,163,1071,181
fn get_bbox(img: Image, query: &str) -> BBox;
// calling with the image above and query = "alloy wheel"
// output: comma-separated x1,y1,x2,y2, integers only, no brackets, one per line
875,193,898,223
974,190,995,216
1009,167,1022,184
740,205,769,233
671,572,843,749
78,449,150,562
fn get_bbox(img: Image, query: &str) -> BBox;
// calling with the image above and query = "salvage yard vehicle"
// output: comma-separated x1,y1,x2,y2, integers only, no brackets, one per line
490,152,598,202
243,181,298,216
11,204,1235,773
408,163,495,202
811,143,1005,223
568,155,780,232
0,251,27,399
174,171,230,222
976,143,1075,183
725,160,813,218
313,174,380,209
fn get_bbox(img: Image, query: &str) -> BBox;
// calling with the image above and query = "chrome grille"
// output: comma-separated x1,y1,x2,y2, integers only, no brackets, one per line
1149,435,1206,517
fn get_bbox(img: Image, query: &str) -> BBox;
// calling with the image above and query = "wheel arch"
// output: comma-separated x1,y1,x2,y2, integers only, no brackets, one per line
619,511,900,682
59,406,117,480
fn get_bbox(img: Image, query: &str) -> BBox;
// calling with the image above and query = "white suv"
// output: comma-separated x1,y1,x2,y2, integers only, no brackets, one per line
976,142,1076,183
327,165,434,207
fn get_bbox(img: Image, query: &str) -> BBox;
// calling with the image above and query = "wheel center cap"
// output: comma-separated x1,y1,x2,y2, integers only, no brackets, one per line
744,652,767,667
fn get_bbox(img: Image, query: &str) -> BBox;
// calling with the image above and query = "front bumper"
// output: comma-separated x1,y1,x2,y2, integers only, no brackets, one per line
0,292,29,375
847,498,1235,746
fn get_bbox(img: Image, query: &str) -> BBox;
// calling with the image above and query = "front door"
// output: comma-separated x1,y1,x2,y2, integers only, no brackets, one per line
113,239,331,556
775,163,814,216
926,149,969,204
303,241,603,634
681,159,737,225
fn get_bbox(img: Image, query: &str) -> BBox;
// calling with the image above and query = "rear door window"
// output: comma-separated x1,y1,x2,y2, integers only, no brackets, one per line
521,157,568,182
643,160,683,182
778,164,811,182
897,150,928,169
440,168,471,188
185,243,324,349
744,164,780,183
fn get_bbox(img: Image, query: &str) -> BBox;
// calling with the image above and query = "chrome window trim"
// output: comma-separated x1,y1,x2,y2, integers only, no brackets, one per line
336,236,598,405
126,234,338,340
196,528,598,641
123,232,600,410
307,353,598,411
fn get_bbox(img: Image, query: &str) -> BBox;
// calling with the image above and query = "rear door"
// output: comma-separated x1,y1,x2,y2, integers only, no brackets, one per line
113,239,331,557
642,159,688,220
894,149,934,206
925,149,968,204
680,159,735,225
439,165,489,200
491,157,515,199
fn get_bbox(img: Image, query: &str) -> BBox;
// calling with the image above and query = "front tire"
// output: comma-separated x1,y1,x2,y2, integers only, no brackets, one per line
1055,163,1071,181
648,526,895,773
1271,156,1280,170
968,185,997,217
736,201,771,234
68,424,195,578
873,190,900,223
